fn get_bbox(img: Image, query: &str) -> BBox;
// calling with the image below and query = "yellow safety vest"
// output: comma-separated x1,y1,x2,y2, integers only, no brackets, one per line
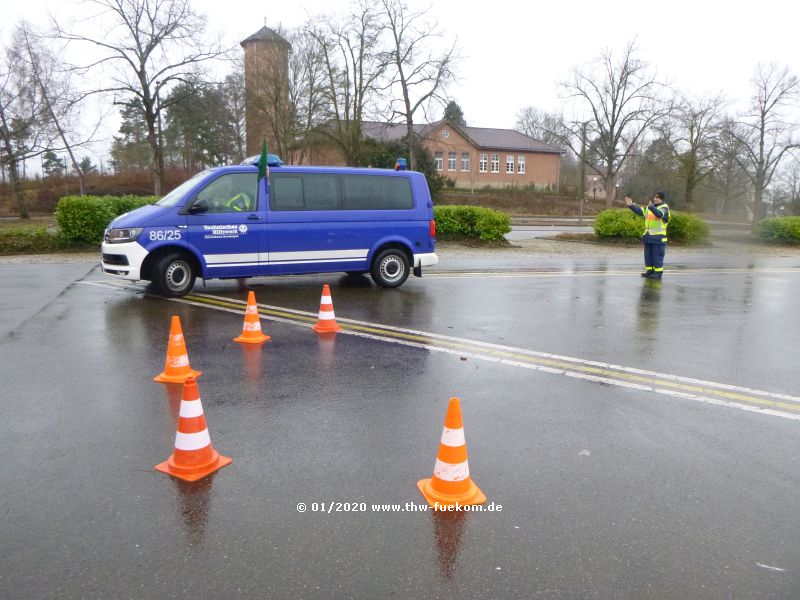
644,203,669,240
227,193,251,212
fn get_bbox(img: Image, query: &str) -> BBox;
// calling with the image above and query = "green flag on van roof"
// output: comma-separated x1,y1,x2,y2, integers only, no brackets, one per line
257,139,269,181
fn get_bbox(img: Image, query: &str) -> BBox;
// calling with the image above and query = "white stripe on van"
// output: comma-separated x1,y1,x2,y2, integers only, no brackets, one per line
205,250,369,268
267,249,368,262
267,258,365,266
207,263,261,268
205,253,260,264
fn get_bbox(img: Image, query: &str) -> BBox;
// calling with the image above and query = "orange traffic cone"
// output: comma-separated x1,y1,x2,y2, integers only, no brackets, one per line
312,284,341,334
154,315,201,383
234,291,271,344
417,397,486,509
155,377,232,482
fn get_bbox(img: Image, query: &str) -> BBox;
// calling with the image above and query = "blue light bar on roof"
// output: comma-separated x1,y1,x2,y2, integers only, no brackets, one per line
240,154,284,167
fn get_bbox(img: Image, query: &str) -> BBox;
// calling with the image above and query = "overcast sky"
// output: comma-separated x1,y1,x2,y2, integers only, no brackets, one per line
3,0,799,163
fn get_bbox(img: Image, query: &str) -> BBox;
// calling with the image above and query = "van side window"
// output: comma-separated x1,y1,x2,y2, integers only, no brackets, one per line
342,175,413,210
195,172,258,213
272,176,304,209
303,175,339,209
271,174,340,210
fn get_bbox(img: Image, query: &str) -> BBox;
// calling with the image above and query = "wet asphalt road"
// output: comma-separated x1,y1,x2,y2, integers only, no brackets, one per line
1,249,800,599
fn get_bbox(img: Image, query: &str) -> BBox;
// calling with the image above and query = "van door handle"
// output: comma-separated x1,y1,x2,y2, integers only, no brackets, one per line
247,214,262,221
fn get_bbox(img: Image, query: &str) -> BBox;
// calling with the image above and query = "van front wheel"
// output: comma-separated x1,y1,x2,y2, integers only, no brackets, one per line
371,249,410,288
153,252,196,297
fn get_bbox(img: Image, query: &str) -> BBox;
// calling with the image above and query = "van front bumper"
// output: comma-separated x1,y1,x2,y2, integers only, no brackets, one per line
101,241,148,280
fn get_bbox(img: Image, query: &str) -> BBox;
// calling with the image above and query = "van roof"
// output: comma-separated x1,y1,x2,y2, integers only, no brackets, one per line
220,164,416,177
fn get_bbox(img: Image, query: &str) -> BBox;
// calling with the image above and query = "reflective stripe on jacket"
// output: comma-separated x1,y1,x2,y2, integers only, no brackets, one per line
644,203,669,240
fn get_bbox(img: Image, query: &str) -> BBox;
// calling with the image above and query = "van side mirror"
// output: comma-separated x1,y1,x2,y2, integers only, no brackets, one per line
187,198,209,214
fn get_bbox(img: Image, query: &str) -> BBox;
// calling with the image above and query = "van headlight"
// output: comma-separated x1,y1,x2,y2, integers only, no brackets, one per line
105,227,143,243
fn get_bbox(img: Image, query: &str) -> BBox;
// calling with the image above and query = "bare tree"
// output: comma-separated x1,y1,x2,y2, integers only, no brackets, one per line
516,107,570,149
708,120,753,216
53,0,226,195
308,1,387,166
660,94,726,210
727,63,799,226
379,0,458,170
552,42,669,207
288,28,328,165
771,155,800,215
222,67,246,163
0,25,56,218
19,23,101,196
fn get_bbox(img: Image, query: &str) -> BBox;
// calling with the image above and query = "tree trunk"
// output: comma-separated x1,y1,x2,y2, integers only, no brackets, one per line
604,180,615,208
0,115,28,218
684,172,695,212
751,183,764,233
9,158,29,219
145,113,163,196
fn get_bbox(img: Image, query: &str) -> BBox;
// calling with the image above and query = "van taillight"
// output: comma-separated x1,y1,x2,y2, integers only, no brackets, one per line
429,220,436,238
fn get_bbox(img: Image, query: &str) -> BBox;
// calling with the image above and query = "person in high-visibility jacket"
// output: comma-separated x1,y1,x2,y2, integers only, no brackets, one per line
625,191,670,279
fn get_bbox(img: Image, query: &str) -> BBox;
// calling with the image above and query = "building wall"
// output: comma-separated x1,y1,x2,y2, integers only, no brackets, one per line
242,40,289,157
286,124,561,190
421,125,560,189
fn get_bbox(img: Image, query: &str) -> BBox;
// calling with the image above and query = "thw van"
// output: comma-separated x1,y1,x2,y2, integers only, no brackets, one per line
101,158,438,296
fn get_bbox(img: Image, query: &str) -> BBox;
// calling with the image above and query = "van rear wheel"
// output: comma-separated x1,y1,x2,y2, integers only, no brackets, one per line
153,252,196,297
370,249,409,288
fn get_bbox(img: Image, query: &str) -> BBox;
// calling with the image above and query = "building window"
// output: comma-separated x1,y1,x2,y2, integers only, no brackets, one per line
491,154,499,173
448,152,457,171
518,155,526,174
506,155,514,174
461,152,470,171
435,151,443,171
479,154,488,173
441,128,450,139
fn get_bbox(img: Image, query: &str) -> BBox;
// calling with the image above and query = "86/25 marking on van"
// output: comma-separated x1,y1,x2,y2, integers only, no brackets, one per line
149,229,182,241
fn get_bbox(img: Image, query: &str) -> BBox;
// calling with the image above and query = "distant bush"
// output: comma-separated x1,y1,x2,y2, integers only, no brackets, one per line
594,209,642,239
667,213,710,243
758,217,800,244
434,205,511,242
0,228,61,254
594,208,710,244
55,195,158,246
55,196,116,245
110,195,159,216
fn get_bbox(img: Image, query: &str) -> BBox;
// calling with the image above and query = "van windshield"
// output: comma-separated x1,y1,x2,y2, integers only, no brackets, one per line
156,171,210,207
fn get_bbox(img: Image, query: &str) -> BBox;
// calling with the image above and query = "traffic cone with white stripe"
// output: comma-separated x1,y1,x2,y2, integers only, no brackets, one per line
155,377,232,482
234,291,271,344
154,315,201,383
417,397,486,509
312,284,341,334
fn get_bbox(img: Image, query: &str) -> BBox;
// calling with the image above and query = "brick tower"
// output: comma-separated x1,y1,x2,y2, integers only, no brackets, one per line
240,26,291,157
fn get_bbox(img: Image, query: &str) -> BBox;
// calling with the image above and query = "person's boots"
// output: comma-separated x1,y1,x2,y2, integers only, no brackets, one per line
641,270,653,277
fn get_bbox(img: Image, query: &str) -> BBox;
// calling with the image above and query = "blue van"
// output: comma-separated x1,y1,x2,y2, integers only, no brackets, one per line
100,158,438,296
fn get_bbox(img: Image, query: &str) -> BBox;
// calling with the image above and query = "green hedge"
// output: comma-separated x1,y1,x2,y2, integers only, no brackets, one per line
55,195,158,245
668,213,711,243
434,205,511,242
594,209,710,244
593,209,642,239
758,217,800,244
0,228,62,254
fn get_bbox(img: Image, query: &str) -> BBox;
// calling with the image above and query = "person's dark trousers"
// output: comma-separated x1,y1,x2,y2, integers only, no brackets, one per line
644,242,666,278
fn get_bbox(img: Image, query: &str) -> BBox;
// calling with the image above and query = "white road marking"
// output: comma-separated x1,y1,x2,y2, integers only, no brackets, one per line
756,562,786,572
77,279,800,421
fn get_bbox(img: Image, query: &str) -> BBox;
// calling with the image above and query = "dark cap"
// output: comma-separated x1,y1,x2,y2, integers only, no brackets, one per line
654,191,666,200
